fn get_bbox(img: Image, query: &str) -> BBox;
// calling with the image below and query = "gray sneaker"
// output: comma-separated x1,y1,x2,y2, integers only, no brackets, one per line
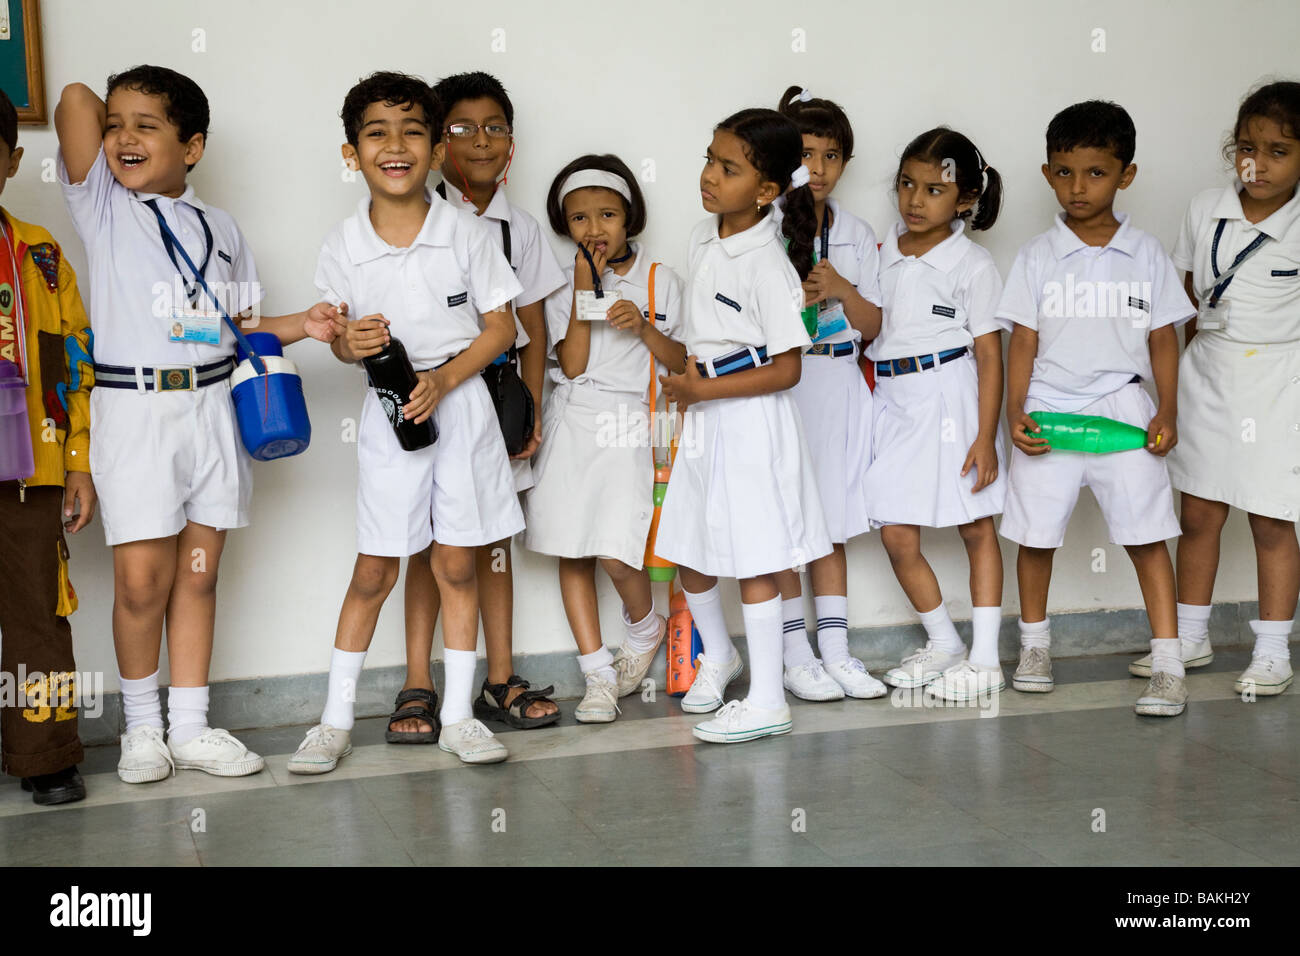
611,614,667,697
574,673,620,723
1012,646,1054,693
1135,672,1188,717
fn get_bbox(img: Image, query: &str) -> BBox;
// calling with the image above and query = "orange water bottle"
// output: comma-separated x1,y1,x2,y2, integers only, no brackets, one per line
665,587,703,697
644,463,676,583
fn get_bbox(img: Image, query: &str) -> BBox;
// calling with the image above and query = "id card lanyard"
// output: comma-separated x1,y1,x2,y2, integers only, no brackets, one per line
1202,217,1270,307
0,216,28,383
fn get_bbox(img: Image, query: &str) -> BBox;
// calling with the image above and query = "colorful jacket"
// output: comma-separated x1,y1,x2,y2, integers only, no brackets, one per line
3,207,93,488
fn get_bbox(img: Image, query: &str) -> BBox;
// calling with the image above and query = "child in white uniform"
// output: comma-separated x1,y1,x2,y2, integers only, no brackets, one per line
1165,81,1300,696
55,67,337,783
864,128,1010,702
656,108,832,743
770,87,888,703
287,74,524,771
999,101,1193,716
525,155,688,721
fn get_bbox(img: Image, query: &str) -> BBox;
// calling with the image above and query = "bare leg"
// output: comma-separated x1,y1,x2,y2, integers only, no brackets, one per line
1175,493,1229,605
111,536,178,680
163,522,227,687
1125,541,1177,639
1248,513,1300,621
559,557,603,656
880,524,942,612
1016,545,1055,623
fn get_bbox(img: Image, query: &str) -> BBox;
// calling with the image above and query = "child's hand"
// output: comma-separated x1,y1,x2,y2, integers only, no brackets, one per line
660,358,704,411
802,274,826,308
304,301,346,343
405,368,447,425
810,260,847,301
1146,411,1177,456
1010,410,1051,456
575,242,608,289
605,299,646,334
512,418,542,460
63,471,97,533
347,314,390,359
961,436,999,493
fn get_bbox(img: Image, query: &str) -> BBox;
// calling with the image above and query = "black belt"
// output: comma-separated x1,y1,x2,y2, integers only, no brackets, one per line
875,347,967,378
93,358,235,391
696,345,769,378
806,342,856,358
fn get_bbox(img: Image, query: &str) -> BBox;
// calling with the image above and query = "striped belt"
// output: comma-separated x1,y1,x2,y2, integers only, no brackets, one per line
805,341,856,359
93,358,235,392
874,346,967,378
696,345,769,378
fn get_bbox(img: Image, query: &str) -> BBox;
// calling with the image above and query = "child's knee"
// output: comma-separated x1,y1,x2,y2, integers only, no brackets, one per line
598,557,638,583
434,547,477,589
349,556,399,600
115,569,171,615
1181,499,1228,535
957,518,996,547
1248,513,1298,550
880,526,919,561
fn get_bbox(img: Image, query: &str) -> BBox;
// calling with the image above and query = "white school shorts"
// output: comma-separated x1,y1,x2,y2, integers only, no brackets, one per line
89,383,252,546
999,382,1181,549
357,375,524,556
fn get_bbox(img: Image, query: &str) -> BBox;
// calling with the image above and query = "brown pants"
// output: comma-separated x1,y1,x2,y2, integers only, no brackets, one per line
0,481,85,777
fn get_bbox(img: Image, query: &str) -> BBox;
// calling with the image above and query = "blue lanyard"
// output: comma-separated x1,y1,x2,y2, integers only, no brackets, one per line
144,199,265,375
576,243,634,298
146,199,213,307
1208,218,1269,307
818,210,830,263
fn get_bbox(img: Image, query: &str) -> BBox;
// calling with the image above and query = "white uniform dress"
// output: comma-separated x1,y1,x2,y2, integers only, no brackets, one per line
524,251,684,566
1167,183,1300,521
439,180,566,493
773,197,882,543
315,192,525,556
996,213,1194,548
58,147,262,546
654,215,832,578
863,219,1008,528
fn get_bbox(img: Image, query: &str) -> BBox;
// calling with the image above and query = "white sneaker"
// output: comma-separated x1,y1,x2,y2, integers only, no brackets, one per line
783,659,845,701
287,723,352,775
823,657,888,699
1012,646,1054,693
1234,656,1293,696
439,718,508,764
692,698,792,744
612,614,667,697
926,660,1005,702
574,673,621,723
681,652,744,714
883,645,967,688
117,725,174,784
1129,638,1213,677
1135,672,1188,717
169,728,265,777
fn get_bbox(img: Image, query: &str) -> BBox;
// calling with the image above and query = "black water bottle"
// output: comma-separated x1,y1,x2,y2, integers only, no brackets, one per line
362,338,438,451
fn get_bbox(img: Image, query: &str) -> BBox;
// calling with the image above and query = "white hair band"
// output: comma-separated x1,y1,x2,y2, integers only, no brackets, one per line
558,169,632,204
790,165,811,188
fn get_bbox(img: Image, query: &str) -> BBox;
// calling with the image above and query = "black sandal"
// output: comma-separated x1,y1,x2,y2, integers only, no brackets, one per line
472,674,561,730
385,687,441,744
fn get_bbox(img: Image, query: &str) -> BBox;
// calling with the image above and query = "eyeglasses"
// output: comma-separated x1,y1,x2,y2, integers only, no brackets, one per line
445,123,512,139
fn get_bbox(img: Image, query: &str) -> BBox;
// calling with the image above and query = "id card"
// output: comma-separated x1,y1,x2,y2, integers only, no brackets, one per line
811,304,849,343
1197,300,1228,332
169,307,222,344
576,289,623,322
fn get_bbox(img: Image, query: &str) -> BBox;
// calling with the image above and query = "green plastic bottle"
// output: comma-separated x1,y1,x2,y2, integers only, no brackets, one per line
1028,412,1152,453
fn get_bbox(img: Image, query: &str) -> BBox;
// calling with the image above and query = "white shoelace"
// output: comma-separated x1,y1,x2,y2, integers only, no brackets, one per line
303,725,338,751
712,700,745,723
125,727,174,771
458,720,491,741
839,657,868,674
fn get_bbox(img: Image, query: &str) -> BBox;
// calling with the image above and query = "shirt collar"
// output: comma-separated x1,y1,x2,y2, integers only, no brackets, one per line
1047,211,1140,259
129,183,206,214
345,190,457,264
879,218,970,272
707,212,781,258
1211,181,1300,240
438,177,513,223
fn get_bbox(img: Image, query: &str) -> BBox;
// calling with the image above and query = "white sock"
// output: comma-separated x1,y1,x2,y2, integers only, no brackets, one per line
320,648,366,731
440,648,478,725
742,596,786,710
1249,618,1293,662
1177,602,1212,646
578,646,617,685
783,596,815,668
1150,638,1185,678
1019,617,1051,650
622,605,663,655
814,594,850,665
919,602,964,654
120,670,163,733
970,606,1002,668
166,685,209,746
684,585,738,664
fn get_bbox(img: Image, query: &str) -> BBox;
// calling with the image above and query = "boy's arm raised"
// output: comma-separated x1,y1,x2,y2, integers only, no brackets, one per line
54,84,106,185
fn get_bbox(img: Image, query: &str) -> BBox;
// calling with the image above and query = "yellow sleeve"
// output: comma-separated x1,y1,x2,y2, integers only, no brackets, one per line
57,253,94,474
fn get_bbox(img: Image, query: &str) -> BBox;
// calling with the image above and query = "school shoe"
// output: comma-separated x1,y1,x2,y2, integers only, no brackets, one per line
824,657,888,699
1012,646,1054,693
1134,672,1188,717
882,645,967,689
1233,656,1293,696
926,660,1005,702
680,652,744,714
1129,638,1213,677
117,725,174,784
439,718,508,764
783,659,845,701
286,724,352,775
574,673,621,723
169,728,266,777
692,698,793,744
612,614,667,697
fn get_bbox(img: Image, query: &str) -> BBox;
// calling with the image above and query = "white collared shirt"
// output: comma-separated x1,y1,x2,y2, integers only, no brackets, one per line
544,249,684,399
682,214,809,361
869,219,1006,362
1172,183,1300,345
57,146,262,367
998,212,1194,411
314,192,522,369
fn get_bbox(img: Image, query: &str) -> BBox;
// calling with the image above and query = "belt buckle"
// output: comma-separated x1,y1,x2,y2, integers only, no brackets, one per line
897,357,913,373
156,365,196,392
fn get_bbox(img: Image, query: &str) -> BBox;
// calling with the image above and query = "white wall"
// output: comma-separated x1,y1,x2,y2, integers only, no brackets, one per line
11,0,1296,690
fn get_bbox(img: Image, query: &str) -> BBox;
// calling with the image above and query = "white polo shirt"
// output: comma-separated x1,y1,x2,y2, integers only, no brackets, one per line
1172,183,1300,345
57,147,262,368
314,192,522,370
869,219,1005,362
544,249,684,399
772,196,883,346
997,212,1194,412
683,214,809,361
